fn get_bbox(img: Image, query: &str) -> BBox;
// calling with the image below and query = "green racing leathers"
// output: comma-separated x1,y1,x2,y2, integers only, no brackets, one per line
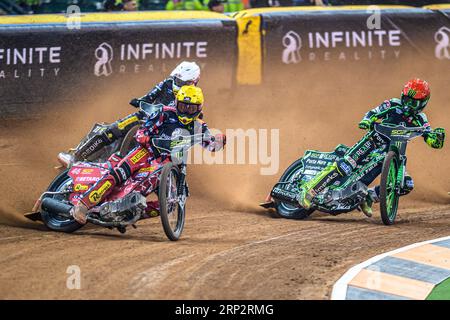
299,98,446,209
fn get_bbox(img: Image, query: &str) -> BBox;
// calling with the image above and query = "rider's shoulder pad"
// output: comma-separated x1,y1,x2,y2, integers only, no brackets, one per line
390,98,402,106
416,112,429,124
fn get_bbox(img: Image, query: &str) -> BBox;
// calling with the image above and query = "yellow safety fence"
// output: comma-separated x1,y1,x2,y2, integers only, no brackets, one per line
0,10,232,25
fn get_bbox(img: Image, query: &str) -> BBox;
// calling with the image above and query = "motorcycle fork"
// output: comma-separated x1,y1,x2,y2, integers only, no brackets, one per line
177,165,188,197
397,158,406,191
394,141,408,192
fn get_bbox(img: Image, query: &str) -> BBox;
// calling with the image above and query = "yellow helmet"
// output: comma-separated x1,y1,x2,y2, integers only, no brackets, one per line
175,85,204,125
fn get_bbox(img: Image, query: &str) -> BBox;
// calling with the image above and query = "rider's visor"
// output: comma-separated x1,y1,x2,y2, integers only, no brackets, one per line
177,101,202,116
402,95,427,112
174,77,196,88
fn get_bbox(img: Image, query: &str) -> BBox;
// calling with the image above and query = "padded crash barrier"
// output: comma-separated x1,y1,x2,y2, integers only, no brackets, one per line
0,11,237,108
0,6,449,112
234,5,450,84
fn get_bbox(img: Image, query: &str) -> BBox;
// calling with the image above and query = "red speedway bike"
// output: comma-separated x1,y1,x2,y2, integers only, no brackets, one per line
27,103,201,241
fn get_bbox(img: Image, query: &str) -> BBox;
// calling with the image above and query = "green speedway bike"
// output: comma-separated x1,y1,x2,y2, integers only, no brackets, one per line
261,123,426,225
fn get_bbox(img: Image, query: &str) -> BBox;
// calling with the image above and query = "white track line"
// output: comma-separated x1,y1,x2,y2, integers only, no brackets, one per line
331,235,450,300
0,163,26,167
0,236,28,241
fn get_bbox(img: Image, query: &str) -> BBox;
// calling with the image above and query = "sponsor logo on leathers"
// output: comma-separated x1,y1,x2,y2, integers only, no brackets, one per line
315,171,339,194
88,181,112,204
74,184,89,192
76,176,100,183
130,148,148,164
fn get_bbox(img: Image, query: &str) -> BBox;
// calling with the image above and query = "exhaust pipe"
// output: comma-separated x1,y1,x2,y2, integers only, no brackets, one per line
41,198,73,217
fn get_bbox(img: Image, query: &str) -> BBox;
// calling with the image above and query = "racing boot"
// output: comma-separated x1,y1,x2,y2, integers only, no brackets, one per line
57,152,75,168
298,162,343,209
70,201,89,225
360,187,379,218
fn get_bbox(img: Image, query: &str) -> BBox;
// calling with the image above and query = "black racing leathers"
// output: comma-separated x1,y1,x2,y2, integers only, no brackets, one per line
74,78,176,161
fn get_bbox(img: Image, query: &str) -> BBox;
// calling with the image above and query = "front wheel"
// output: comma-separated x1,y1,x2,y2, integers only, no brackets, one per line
41,170,83,233
158,163,186,241
380,151,400,225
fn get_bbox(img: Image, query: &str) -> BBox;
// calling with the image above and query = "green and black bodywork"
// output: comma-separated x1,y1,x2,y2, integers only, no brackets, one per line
264,123,427,225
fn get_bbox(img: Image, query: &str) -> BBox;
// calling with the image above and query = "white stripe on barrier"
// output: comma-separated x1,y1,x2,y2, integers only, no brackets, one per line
331,235,450,300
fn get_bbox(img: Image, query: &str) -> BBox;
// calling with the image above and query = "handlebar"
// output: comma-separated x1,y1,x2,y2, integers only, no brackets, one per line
374,122,425,132
151,133,205,154
373,122,426,141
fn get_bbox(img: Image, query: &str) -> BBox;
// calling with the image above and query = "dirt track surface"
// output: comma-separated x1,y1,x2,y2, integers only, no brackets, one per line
1,200,450,299
1,62,449,299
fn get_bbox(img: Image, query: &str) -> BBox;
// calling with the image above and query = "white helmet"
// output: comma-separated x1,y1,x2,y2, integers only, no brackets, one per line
170,61,201,93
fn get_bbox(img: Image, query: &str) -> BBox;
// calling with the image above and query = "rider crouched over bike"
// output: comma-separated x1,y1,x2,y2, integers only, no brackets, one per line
57,61,201,167
298,79,445,217
70,85,226,224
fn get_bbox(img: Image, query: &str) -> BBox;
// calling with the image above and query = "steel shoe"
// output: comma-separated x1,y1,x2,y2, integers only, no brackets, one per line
70,202,89,225
57,152,74,168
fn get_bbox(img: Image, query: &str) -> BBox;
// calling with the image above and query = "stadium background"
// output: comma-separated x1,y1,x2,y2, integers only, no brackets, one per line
0,4,449,299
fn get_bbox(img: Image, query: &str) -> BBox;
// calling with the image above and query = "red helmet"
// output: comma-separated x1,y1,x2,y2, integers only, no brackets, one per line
401,79,430,114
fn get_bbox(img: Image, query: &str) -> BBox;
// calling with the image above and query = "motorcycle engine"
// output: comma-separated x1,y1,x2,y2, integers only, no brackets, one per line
99,192,147,222
315,181,368,211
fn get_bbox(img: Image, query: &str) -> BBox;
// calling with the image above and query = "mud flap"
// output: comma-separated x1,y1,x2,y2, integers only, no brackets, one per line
270,182,300,207
259,192,275,209
259,201,275,209
24,211,42,221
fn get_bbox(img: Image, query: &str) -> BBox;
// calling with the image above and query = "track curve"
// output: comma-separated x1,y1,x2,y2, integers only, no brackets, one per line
0,67,449,299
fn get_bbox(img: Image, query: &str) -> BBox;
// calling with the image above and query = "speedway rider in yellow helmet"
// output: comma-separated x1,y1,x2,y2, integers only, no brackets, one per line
176,84,205,125
58,61,201,168
70,85,226,224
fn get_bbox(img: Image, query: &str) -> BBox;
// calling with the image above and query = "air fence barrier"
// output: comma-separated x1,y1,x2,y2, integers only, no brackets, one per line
0,6,449,117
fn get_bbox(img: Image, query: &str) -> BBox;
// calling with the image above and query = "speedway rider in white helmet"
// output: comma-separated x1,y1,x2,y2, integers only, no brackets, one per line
131,61,201,108
170,61,201,93
57,61,201,167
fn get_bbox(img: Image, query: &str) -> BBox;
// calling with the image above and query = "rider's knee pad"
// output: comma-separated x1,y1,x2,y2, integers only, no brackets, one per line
400,175,414,195
110,162,132,184
368,186,380,203
336,158,354,176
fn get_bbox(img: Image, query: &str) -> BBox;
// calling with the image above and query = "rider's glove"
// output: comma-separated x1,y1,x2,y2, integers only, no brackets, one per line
358,119,372,130
135,128,150,146
425,127,446,149
207,134,226,152
129,98,140,108
215,133,226,147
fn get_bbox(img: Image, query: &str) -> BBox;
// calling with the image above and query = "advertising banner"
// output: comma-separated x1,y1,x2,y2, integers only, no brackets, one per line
261,9,450,78
0,20,237,109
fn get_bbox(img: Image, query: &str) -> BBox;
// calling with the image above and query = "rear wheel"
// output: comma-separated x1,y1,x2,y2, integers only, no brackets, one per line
380,151,400,225
274,159,314,219
41,170,82,233
158,163,186,241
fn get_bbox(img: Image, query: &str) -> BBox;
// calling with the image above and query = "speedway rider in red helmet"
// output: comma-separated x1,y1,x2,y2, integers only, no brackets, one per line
298,79,446,216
